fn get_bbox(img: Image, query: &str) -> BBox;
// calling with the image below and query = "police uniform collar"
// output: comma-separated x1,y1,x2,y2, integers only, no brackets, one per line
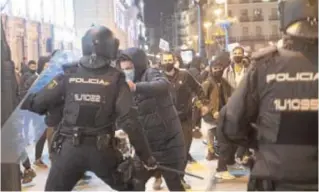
283,36,318,53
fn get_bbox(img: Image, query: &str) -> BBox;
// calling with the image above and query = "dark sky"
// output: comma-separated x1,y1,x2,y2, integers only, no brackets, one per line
144,0,175,27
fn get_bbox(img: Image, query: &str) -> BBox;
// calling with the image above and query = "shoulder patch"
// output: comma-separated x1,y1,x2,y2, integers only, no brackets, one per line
251,45,278,61
47,79,58,89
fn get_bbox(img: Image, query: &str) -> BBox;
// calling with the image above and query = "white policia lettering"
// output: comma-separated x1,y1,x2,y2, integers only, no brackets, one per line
74,94,101,103
274,98,318,111
266,72,318,83
69,78,110,86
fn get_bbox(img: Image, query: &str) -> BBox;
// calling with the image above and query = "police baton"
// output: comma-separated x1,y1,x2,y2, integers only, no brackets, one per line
157,164,204,180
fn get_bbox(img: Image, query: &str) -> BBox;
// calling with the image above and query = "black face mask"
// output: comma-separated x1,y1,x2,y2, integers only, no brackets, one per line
29,69,37,73
162,63,174,72
233,56,243,63
212,71,223,79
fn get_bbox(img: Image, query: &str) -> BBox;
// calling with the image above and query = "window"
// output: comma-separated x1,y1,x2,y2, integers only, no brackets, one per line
228,10,233,17
43,0,54,23
11,0,26,17
272,25,278,35
242,26,249,36
253,8,262,17
240,9,248,17
256,26,262,36
28,0,42,21
271,8,277,16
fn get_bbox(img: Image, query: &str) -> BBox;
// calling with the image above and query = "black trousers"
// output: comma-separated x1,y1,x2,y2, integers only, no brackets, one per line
35,127,55,160
181,118,193,158
45,139,127,191
132,159,185,191
247,177,318,191
35,129,47,160
217,142,237,172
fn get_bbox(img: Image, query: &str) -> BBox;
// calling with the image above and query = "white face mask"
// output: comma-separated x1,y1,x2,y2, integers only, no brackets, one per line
123,69,135,82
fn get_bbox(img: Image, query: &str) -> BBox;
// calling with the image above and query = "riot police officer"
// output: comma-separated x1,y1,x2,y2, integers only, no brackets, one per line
218,0,318,190
21,25,157,191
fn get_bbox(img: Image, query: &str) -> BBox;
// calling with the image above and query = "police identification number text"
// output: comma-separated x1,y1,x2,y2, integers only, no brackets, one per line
74,94,101,103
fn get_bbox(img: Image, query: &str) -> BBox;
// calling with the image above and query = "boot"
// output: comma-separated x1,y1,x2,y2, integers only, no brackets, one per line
21,168,36,184
181,178,191,189
34,159,48,168
153,177,162,190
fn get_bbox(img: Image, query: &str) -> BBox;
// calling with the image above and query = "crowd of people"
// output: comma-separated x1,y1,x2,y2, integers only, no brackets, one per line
16,40,254,189
1,0,317,191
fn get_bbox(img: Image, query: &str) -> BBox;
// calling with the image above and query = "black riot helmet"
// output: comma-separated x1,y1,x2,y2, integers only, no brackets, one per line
278,0,318,39
81,25,119,67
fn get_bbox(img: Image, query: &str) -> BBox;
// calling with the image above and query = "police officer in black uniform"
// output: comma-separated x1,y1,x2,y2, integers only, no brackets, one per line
218,0,318,190
21,25,157,191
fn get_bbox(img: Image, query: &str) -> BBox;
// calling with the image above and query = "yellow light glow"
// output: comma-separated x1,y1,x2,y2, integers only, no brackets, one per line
215,0,226,4
214,9,222,16
204,22,212,29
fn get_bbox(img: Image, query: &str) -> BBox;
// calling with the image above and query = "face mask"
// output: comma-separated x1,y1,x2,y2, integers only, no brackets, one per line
29,69,37,73
212,70,223,79
123,69,135,82
233,56,243,63
163,63,174,72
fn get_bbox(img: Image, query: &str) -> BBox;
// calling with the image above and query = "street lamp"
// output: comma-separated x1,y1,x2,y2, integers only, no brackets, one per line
214,8,222,17
192,0,207,59
203,21,212,43
204,21,212,29
214,0,236,51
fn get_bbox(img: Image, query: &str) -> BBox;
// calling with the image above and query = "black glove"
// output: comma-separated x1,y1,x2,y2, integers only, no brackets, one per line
20,93,36,110
143,156,157,170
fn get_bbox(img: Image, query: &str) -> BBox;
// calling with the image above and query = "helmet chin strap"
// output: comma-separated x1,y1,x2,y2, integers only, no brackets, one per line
89,53,97,65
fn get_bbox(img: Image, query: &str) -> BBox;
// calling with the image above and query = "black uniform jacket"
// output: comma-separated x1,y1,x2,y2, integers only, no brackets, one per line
218,45,318,183
21,63,153,163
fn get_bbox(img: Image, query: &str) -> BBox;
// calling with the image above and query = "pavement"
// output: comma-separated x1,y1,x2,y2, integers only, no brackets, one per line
22,138,248,191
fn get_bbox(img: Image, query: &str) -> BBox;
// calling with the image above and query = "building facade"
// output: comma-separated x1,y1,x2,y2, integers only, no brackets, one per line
175,0,280,54
175,0,222,55
227,0,280,51
73,0,146,50
1,0,76,68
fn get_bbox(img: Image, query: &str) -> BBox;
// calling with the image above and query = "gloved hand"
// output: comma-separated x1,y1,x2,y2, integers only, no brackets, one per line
20,93,36,110
143,156,157,170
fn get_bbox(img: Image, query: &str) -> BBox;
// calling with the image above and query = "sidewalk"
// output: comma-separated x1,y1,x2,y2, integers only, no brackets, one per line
23,139,248,191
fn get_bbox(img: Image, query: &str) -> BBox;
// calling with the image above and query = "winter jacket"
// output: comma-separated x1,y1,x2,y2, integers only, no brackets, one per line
121,48,186,163
165,68,205,120
201,76,233,124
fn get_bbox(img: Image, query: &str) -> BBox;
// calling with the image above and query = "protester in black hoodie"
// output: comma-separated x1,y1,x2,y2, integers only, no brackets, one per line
19,60,38,101
159,51,206,188
118,48,186,191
